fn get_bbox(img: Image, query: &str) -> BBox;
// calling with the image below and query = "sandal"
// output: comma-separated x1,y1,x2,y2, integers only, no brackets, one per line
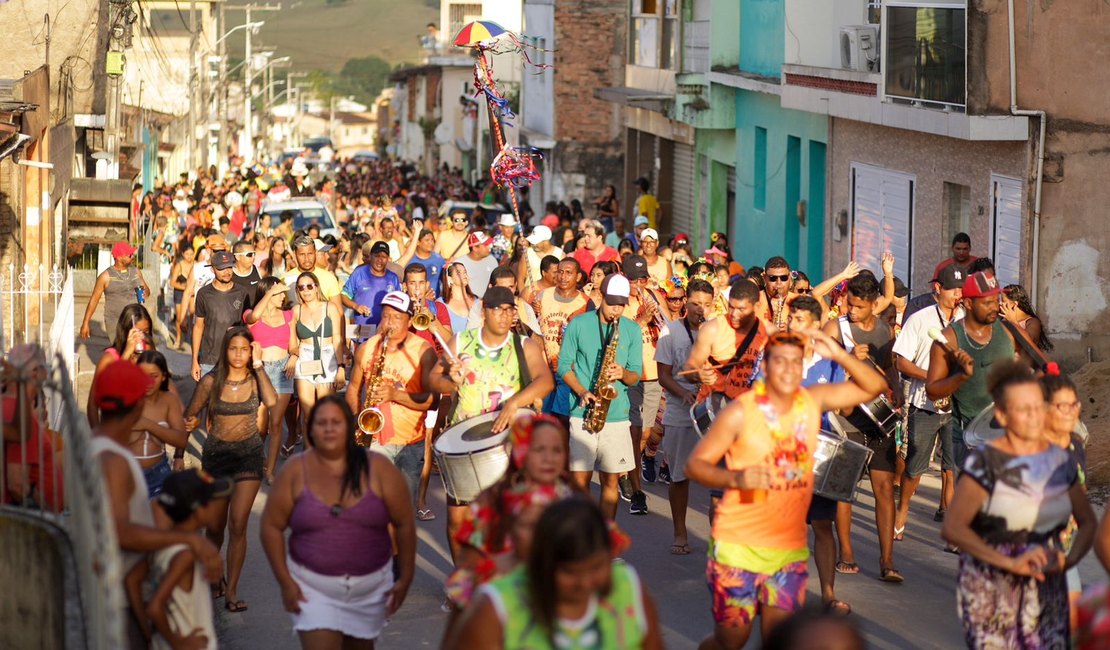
280,438,300,458
824,599,852,616
835,561,860,575
416,508,437,521
212,577,226,600
880,568,905,583
225,599,249,613
894,526,905,542
934,508,946,522
670,543,691,555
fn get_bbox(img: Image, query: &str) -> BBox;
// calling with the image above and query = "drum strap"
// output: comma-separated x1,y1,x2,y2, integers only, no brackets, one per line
712,320,760,372
512,333,531,391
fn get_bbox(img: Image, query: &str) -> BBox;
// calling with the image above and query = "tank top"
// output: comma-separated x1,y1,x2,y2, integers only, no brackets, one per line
296,305,334,361
248,308,293,349
837,316,893,369
481,563,647,650
952,319,1014,425
450,329,523,426
91,436,154,573
150,544,217,650
288,455,392,576
103,265,142,329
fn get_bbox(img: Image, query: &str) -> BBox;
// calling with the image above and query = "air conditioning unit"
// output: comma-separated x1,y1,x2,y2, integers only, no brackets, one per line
840,25,879,72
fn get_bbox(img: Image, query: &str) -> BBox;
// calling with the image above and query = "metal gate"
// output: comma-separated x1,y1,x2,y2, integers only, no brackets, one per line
671,142,696,241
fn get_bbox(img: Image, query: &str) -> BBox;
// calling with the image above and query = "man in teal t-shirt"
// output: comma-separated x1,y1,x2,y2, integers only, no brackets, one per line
558,273,643,519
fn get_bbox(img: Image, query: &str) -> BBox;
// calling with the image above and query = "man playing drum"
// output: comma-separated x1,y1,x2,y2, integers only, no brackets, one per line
426,286,554,560
557,274,643,520
821,274,903,583
346,291,438,508
685,329,886,650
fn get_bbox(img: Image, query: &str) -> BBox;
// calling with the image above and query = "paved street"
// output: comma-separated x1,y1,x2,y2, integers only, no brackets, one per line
74,302,1108,649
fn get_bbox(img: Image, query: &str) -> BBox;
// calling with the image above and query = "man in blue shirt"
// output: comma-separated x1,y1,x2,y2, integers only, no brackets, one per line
341,240,401,339
399,228,447,298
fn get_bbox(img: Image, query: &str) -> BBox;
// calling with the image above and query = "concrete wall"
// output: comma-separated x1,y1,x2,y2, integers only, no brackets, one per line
783,0,867,69
0,510,68,648
826,118,1026,292
739,0,784,77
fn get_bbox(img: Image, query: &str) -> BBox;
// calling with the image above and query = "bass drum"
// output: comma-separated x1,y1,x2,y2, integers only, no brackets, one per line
813,430,873,502
434,409,534,503
691,392,730,438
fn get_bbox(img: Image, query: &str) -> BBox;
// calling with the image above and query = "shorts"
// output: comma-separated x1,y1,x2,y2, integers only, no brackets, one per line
905,407,953,477
848,429,898,474
202,434,264,483
173,288,184,306
659,425,698,483
262,358,295,395
568,417,634,474
288,557,392,640
706,558,808,627
628,381,663,428
369,440,424,506
142,456,172,498
952,418,971,474
806,494,837,523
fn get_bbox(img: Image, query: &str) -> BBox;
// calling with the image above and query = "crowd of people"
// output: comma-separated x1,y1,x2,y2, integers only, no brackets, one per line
69,155,1110,650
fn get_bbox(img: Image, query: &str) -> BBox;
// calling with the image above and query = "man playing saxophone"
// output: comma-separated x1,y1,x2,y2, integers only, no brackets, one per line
557,273,644,520
346,291,437,508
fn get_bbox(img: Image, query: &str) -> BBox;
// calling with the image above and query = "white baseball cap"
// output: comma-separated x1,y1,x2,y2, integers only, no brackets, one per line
498,214,518,227
601,274,631,306
640,228,659,241
526,225,553,245
381,291,412,314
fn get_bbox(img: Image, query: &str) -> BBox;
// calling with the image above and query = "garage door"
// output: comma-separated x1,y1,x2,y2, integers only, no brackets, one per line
990,174,1023,287
671,142,695,241
851,162,914,286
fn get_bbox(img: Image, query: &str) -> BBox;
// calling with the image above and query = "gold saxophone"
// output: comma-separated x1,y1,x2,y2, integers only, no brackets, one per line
583,321,620,433
356,328,391,445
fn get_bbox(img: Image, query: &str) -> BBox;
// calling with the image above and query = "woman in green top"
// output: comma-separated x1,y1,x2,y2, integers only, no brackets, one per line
445,498,663,650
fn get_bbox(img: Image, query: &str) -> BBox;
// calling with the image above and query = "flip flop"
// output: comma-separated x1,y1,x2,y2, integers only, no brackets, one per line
824,599,852,616
225,599,248,613
211,577,226,600
670,543,691,555
416,508,437,521
835,561,860,575
880,568,905,583
894,526,905,542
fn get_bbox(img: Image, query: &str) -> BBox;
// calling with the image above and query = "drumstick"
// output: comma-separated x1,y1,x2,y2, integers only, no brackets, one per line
928,327,958,354
676,361,734,377
432,331,458,363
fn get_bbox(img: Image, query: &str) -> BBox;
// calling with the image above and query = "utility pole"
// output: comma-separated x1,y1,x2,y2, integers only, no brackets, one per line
189,0,198,174
224,3,280,164
218,1,227,173
105,0,131,180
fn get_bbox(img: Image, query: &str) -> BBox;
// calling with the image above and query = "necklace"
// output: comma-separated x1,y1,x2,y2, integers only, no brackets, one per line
962,322,991,350
752,380,811,482
226,375,249,391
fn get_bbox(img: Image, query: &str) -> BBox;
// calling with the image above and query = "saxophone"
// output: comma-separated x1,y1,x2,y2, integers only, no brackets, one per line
583,321,620,433
356,328,391,446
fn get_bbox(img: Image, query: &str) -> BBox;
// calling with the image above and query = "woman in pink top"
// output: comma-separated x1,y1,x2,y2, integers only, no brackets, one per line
260,396,416,648
246,276,296,483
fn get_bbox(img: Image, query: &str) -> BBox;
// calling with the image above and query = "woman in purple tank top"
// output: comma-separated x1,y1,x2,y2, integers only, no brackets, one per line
260,395,417,647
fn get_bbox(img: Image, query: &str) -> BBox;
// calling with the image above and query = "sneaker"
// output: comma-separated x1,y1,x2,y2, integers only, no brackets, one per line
658,463,672,485
618,475,633,502
629,490,648,515
641,453,657,484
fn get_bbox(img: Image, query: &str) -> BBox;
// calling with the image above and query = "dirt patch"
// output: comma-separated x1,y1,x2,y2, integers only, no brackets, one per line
1074,360,1110,490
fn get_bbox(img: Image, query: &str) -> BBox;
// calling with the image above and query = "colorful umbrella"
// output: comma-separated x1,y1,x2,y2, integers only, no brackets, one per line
453,20,507,47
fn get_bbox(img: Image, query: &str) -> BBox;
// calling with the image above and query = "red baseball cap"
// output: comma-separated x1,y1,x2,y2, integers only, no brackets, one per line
962,271,1003,299
111,241,138,258
94,360,153,413
468,231,493,248
541,214,559,229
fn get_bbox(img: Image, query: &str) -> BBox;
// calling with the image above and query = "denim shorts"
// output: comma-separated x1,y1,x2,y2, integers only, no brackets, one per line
369,441,424,506
143,456,173,498
905,407,953,477
262,358,295,395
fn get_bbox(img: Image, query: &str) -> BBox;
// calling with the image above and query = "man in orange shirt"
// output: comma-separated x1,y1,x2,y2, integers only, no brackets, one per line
685,330,886,650
684,280,768,400
347,291,438,507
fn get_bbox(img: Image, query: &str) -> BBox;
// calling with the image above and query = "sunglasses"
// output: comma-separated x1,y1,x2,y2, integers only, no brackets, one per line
453,217,468,223
666,296,686,303
234,252,255,258
796,287,811,294
767,274,791,282
297,283,316,291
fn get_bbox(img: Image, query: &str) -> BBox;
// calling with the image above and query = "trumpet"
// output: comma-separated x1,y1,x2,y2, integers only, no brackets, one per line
411,303,434,331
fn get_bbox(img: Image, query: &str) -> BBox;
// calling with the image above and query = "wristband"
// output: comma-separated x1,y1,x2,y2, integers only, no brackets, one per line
173,449,185,460
252,360,263,369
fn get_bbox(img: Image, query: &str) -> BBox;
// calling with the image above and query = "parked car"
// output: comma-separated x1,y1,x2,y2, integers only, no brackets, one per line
257,198,340,240
436,200,512,225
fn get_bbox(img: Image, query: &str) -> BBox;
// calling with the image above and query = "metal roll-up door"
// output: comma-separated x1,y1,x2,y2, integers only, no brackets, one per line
670,142,695,240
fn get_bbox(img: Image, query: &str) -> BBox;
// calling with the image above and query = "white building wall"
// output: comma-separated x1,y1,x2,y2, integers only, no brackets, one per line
521,0,555,139
783,0,867,68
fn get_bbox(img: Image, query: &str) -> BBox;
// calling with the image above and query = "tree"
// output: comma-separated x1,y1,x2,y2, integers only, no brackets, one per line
308,56,392,106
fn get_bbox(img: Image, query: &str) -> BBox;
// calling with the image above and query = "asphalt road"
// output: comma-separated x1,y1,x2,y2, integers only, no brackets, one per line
73,301,1109,649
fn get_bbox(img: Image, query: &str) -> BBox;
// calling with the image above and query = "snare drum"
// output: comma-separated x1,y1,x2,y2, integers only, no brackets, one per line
858,394,899,438
434,409,534,503
812,430,873,502
963,404,1003,449
691,392,730,437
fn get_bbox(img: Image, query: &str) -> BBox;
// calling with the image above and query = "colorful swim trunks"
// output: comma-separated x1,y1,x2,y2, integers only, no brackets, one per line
705,558,808,627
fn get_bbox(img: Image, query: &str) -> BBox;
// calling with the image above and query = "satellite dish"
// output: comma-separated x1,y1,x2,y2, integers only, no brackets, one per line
434,122,454,146
91,151,113,160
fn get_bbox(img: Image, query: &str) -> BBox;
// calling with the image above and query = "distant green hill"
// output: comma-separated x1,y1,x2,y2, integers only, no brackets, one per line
226,0,439,73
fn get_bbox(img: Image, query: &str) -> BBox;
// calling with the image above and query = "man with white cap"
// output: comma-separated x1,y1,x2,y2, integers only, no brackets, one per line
80,241,152,339
456,232,499,299
490,213,518,263
347,290,437,506
288,162,313,197
557,273,644,520
520,224,563,290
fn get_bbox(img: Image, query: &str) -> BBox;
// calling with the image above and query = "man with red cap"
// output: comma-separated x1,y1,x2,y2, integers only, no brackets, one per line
456,231,498,299
80,241,152,340
91,360,222,648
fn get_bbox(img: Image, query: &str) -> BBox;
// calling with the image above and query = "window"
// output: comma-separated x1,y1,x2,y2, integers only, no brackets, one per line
943,182,970,246
753,127,767,212
631,0,679,70
884,3,967,107
448,3,484,43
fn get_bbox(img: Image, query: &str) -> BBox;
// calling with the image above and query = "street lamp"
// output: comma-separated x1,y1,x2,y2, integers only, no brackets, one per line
214,20,264,47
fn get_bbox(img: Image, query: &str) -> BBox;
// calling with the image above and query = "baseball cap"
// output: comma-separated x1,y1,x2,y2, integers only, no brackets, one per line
111,241,138,258
640,228,659,241
891,277,911,298
936,264,965,290
673,232,690,244
963,271,1003,299
157,469,234,523
526,225,553,245
314,238,333,253
210,250,235,270
380,290,412,314
541,214,559,229
206,233,229,250
601,274,631,306
483,286,516,309
633,215,650,227
370,241,391,256
94,360,152,413
498,214,518,227
468,231,493,248
621,254,649,280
